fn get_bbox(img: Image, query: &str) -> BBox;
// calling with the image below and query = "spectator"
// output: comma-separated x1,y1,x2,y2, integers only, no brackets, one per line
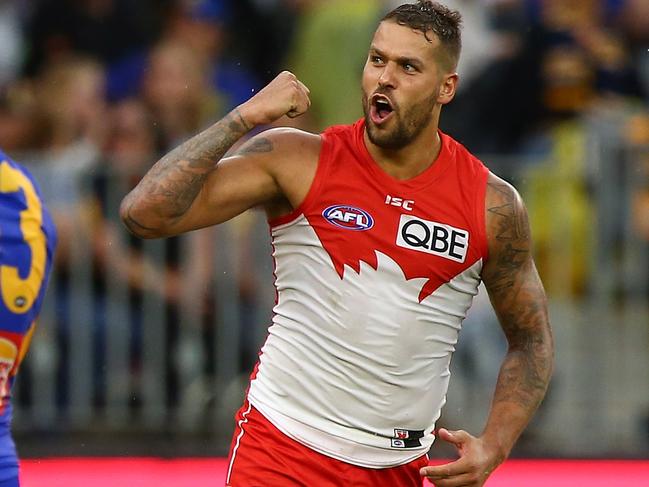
23,0,165,77
94,96,218,410
0,0,25,89
142,40,220,149
165,0,262,111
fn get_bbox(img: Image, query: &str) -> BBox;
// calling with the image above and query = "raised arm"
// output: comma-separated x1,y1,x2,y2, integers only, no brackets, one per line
120,71,314,238
421,173,553,486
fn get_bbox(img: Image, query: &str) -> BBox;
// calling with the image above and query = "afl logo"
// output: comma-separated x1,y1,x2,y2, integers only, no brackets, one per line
323,205,374,231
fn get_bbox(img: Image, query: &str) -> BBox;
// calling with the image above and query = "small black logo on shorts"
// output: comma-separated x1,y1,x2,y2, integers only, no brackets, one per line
391,428,424,448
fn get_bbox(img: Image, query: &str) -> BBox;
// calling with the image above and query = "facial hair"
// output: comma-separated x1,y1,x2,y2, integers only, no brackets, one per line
362,90,438,150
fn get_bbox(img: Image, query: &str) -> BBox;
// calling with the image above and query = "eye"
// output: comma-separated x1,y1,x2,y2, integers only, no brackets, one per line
403,63,417,73
370,55,384,65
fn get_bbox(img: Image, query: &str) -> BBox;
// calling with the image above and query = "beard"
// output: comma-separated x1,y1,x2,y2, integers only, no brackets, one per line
362,90,438,150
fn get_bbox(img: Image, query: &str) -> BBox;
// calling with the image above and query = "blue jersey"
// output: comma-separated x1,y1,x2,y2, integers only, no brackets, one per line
0,151,57,480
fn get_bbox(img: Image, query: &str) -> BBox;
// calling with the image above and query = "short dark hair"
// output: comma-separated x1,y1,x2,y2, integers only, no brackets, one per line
383,1,462,71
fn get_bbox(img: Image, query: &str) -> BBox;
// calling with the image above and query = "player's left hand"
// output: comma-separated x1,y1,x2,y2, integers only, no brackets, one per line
419,428,502,486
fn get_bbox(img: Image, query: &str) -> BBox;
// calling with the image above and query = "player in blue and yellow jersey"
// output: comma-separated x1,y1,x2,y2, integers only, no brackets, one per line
0,149,57,486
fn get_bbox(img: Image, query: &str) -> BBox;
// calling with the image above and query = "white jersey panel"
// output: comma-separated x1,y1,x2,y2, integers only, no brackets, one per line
247,215,483,468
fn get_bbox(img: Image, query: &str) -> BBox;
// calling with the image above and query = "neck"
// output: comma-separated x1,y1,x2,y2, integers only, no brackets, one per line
363,123,442,181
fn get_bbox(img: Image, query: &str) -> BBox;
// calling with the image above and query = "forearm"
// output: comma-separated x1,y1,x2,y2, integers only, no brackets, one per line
481,333,554,460
120,108,253,237
480,175,555,461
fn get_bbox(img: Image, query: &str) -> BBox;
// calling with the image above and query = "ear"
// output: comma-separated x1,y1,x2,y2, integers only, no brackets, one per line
437,72,459,105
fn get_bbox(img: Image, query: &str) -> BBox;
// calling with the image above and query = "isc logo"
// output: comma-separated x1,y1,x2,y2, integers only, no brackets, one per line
396,214,469,262
323,205,374,231
385,195,415,211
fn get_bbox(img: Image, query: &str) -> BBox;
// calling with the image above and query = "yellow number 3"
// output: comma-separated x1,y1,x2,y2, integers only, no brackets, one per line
0,160,47,314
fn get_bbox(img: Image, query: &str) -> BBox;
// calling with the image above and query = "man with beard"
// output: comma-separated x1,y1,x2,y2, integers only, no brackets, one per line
120,2,553,486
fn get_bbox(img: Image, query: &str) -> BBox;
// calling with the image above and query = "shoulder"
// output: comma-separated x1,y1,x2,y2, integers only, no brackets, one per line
234,127,321,162
228,127,324,216
234,126,322,190
485,172,525,214
483,172,531,266
440,132,490,182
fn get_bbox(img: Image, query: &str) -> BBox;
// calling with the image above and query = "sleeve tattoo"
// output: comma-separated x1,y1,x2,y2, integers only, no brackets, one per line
484,180,553,412
122,110,252,233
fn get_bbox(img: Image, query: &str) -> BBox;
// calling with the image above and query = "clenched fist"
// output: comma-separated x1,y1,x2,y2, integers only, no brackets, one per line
238,71,311,127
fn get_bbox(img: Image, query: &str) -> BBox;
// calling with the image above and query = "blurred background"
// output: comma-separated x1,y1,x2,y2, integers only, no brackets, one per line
1,0,648,463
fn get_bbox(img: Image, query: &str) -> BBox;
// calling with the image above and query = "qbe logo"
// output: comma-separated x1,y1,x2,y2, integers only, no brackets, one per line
323,205,374,231
396,214,469,262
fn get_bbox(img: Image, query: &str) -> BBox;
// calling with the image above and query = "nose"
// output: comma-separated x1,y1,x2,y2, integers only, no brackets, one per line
378,62,397,89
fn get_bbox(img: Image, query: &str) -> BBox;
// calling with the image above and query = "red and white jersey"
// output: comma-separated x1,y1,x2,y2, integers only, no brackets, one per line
247,119,490,468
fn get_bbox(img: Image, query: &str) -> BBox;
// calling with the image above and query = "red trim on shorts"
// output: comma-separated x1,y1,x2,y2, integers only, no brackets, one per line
225,400,429,487
225,402,253,485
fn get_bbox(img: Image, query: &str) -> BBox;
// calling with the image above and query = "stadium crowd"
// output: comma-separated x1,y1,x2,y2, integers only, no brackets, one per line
1,0,647,285
0,0,648,452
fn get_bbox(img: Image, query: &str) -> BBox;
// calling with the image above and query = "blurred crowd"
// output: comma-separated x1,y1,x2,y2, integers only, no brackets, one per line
0,0,648,421
0,0,647,289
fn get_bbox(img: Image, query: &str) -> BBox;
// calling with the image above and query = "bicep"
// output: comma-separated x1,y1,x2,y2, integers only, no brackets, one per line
481,175,550,346
170,137,282,233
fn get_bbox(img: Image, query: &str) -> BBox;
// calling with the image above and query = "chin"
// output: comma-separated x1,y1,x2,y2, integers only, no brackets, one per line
367,129,409,151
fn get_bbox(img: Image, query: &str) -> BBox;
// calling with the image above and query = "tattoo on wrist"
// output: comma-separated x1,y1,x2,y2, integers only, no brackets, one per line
131,110,251,218
234,108,254,132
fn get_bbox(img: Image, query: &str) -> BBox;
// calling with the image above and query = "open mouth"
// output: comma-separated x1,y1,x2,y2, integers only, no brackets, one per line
370,94,394,125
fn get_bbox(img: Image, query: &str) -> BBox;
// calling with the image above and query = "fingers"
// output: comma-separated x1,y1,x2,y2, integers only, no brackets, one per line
420,460,480,487
241,70,312,125
425,474,476,487
420,458,467,480
287,77,311,118
423,474,483,487
437,428,471,447
422,430,498,487
297,79,310,95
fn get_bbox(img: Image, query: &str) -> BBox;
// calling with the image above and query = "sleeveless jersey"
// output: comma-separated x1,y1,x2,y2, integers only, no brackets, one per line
247,120,489,468
0,151,57,480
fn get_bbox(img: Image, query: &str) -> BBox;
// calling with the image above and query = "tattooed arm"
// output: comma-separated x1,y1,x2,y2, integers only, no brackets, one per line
120,71,315,238
421,173,553,486
479,173,553,461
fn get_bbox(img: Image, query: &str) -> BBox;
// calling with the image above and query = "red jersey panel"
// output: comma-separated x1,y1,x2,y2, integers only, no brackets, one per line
248,119,489,468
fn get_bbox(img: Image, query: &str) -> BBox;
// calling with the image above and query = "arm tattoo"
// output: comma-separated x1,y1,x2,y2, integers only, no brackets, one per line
487,181,529,242
123,109,252,233
235,137,274,156
483,180,553,415
485,182,530,296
